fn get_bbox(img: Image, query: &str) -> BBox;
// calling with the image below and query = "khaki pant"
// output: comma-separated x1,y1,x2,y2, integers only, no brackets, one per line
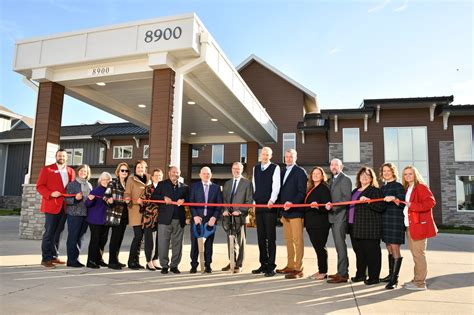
407,231,428,286
281,217,304,271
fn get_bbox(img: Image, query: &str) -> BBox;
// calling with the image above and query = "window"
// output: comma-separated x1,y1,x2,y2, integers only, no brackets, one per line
143,145,149,159
65,148,83,166
343,128,360,163
240,144,247,163
453,125,473,161
212,144,224,164
384,127,429,182
258,148,262,162
192,149,199,158
113,145,133,159
282,133,296,162
99,147,105,165
456,175,474,211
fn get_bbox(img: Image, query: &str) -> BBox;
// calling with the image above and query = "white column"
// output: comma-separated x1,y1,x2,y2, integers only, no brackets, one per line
170,71,183,168
334,115,338,133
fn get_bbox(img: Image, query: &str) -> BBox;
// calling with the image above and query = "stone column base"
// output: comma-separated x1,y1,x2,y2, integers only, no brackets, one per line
20,184,44,240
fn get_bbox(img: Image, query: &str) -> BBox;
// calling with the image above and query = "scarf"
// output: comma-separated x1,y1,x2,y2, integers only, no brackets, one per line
135,174,147,185
75,177,91,198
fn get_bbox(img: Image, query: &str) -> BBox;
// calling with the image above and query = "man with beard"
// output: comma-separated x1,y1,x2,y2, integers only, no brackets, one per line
37,149,76,268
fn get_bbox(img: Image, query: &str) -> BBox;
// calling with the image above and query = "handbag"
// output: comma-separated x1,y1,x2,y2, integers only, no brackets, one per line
105,205,123,226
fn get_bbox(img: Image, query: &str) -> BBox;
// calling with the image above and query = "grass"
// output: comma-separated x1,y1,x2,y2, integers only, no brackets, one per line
0,208,21,216
437,225,474,235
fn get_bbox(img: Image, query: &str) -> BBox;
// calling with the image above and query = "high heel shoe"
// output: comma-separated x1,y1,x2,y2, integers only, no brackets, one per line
146,262,156,271
152,260,162,270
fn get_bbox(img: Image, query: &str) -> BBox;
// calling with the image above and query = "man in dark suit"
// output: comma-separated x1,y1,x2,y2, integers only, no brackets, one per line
37,149,75,268
326,158,352,283
221,162,253,273
276,149,308,279
151,166,189,274
189,166,223,273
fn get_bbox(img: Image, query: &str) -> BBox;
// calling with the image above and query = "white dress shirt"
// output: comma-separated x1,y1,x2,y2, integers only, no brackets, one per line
404,184,414,227
57,163,69,188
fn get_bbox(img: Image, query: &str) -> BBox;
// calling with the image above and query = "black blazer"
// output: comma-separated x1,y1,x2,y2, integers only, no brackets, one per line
151,179,189,228
278,164,308,218
304,182,331,229
349,185,386,239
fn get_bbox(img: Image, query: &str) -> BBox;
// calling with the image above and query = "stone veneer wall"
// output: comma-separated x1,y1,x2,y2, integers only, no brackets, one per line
439,141,474,227
329,142,374,175
0,196,22,209
20,184,45,239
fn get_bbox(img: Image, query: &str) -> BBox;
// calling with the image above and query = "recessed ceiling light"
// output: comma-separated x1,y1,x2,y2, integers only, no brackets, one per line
138,104,146,108
96,82,106,86
190,132,197,135
187,101,196,105
228,131,235,134
211,118,218,122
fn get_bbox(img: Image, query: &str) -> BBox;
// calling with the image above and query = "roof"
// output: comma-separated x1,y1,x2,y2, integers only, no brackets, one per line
321,108,374,119
94,123,148,137
362,96,454,109
438,104,474,116
0,105,22,120
237,54,319,113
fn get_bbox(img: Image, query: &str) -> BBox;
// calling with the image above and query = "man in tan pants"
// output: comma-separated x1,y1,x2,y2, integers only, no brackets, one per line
276,149,308,279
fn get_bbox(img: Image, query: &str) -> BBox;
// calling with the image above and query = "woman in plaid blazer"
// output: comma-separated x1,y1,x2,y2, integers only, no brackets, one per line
348,167,386,285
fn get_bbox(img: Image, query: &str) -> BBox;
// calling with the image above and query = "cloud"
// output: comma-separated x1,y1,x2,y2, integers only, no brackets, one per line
329,48,342,55
394,0,408,12
368,0,391,14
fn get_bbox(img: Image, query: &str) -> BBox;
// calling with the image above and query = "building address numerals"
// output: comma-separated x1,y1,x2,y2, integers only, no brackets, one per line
144,26,182,43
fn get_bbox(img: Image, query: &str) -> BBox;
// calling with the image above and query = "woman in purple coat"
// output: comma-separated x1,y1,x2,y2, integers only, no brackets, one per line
85,172,113,269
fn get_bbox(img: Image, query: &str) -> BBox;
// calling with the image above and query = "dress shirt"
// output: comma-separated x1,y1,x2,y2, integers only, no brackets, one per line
404,184,414,227
252,162,281,203
282,164,295,185
57,163,69,188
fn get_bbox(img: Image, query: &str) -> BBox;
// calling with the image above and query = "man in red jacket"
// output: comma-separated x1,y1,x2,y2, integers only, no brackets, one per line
36,149,75,268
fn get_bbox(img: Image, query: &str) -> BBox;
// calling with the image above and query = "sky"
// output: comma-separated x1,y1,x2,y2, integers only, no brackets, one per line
0,0,472,126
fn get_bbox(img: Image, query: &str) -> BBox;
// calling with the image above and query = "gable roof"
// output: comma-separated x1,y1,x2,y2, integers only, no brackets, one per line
237,54,319,114
0,105,23,120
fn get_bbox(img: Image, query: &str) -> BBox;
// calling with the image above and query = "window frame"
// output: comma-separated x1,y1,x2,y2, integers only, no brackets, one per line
113,145,133,160
453,125,473,162
455,174,474,212
282,133,296,162
342,128,360,163
143,145,149,159
99,147,105,165
65,148,83,166
240,143,247,164
211,144,224,164
192,149,199,158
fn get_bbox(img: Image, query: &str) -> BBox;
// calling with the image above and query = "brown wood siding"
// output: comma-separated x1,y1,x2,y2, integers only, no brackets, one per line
30,82,64,182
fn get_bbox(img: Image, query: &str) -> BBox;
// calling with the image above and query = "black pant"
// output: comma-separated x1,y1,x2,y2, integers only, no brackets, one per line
306,226,330,273
190,223,215,268
128,226,144,266
256,210,277,272
41,209,67,261
87,224,110,264
108,209,128,264
144,226,158,262
350,236,382,280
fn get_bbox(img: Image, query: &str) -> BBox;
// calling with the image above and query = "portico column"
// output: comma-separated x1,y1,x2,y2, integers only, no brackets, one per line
180,143,192,183
246,141,259,178
149,68,175,174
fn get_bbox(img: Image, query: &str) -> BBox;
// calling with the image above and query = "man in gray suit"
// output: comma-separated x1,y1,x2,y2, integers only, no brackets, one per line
221,162,253,273
326,158,352,283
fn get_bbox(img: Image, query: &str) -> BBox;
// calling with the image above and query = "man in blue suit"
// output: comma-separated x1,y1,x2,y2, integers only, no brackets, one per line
276,149,308,279
189,166,223,273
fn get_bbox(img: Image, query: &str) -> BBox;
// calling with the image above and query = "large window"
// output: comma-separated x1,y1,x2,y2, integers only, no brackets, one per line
240,144,247,163
65,148,83,166
456,175,474,211
99,147,105,165
384,127,429,182
113,146,133,159
212,144,224,164
453,125,473,161
343,128,360,163
282,133,296,162
192,149,199,158
143,145,149,159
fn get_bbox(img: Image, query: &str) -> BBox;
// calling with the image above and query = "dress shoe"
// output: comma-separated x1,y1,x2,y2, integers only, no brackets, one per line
221,264,231,271
251,266,265,274
161,268,169,274
276,266,294,274
98,261,108,267
170,267,181,274
108,263,122,270
152,260,162,270
190,267,197,274
41,260,56,268
87,262,100,269
327,274,348,283
364,278,380,285
285,270,303,279
328,273,339,279
309,272,327,280
51,258,66,265
351,276,367,282
146,262,156,271
264,270,276,277
404,282,426,290
128,264,141,270
233,267,242,273
67,261,85,268
119,262,126,268
204,267,212,274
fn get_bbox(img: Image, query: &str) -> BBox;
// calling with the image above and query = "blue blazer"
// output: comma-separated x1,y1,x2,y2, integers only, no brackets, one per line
190,182,223,222
278,164,308,218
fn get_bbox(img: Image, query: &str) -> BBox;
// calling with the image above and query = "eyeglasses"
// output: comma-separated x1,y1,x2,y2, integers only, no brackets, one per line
120,169,129,173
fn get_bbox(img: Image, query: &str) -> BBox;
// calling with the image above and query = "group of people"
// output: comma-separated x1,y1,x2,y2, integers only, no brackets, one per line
37,147,438,291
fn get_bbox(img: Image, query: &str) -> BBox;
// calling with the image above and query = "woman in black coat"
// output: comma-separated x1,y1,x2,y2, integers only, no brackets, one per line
349,166,386,285
304,166,332,280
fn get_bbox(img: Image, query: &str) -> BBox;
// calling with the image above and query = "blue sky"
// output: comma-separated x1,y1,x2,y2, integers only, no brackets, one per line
1,0,472,125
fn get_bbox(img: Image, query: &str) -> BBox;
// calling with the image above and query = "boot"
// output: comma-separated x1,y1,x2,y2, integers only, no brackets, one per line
380,254,394,282
385,257,403,290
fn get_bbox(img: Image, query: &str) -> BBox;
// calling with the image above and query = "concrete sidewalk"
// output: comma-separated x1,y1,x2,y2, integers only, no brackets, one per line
0,216,473,314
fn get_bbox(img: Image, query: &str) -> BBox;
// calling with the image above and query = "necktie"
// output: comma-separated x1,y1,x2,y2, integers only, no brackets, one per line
204,183,209,216
230,179,237,204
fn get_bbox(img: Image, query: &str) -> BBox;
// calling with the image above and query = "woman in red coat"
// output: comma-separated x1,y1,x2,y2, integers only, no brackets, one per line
402,165,437,291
